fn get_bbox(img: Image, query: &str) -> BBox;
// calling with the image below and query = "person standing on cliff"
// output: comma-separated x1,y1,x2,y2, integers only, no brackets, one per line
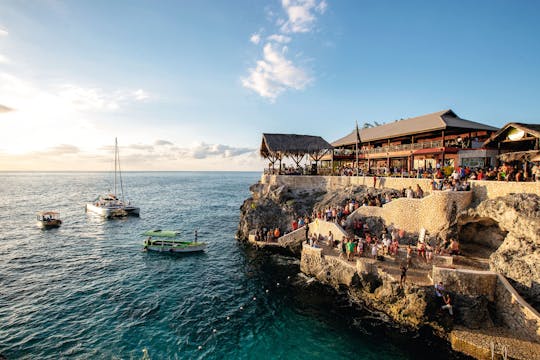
441,293,453,316
400,264,407,288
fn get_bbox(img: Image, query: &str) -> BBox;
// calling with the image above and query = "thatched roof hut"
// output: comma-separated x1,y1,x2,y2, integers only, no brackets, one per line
260,133,333,158
260,134,333,170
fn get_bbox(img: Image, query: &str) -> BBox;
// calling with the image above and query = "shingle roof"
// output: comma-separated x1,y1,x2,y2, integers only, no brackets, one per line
260,133,333,158
332,110,499,147
483,122,540,148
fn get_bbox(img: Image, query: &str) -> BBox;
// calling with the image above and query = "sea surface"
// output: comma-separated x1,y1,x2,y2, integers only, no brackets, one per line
0,172,458,359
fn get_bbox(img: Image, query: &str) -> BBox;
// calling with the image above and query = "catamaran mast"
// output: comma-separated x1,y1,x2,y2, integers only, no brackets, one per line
114,137,117,196
118,140,125,203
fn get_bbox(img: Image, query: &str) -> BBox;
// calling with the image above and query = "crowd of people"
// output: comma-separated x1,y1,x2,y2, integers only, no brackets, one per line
339,161,540,182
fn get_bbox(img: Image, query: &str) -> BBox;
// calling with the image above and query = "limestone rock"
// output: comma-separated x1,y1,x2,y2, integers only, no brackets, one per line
458,193,540,308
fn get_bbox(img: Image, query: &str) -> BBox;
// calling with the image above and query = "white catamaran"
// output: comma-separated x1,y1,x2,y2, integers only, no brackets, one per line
86,138,140,218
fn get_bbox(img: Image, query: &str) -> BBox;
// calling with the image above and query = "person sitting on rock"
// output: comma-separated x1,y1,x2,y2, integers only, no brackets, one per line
449,238,460,255
327,231,334,247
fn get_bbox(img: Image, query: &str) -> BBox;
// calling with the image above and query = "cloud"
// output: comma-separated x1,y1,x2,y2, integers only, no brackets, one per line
0,28,7,37
280,0,327,34
250,33,261,45
43,144,80,155
0,104,13,113
267,34,291,43
0,53,9,63
128,143,154,151
186,142,254,159
154,139,173,146
58,85,121,111
242,43,311,101
133,89,150,101
0,140,263,171
242,0,326,101
56,85,152,112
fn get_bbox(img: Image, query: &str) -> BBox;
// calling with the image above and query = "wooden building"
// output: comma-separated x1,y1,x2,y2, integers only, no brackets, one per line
483,123,540,164
330,109,498,172
260,133,333,174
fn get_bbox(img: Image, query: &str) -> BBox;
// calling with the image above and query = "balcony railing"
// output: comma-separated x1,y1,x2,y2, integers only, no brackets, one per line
334,140,445,156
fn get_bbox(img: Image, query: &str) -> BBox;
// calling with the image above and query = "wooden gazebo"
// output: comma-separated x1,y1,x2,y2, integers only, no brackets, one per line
483,123,540,167
260,133,333,174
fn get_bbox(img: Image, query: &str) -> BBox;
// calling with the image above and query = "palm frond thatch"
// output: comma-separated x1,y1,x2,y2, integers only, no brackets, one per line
260,133,333,158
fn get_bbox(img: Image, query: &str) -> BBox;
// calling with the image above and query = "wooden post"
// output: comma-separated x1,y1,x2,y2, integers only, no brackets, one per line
441,130,446,166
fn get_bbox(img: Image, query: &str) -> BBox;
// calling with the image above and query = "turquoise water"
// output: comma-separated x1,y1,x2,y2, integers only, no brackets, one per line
0,172,452,359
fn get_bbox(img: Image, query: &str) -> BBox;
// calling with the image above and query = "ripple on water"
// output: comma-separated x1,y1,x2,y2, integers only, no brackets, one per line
0,172,447,360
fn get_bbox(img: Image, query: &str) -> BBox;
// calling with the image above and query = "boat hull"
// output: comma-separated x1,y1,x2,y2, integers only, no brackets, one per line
86,203,140,218
145,243,207,253
37,220,62,229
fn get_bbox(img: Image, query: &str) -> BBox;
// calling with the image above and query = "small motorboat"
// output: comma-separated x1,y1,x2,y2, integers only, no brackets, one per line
37,211,62,229
142,229,206,253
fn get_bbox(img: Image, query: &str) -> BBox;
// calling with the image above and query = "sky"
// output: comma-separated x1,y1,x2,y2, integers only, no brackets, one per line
0,0,539,171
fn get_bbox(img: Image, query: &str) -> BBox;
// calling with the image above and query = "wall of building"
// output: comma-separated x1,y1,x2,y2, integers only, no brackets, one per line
260,175,540,203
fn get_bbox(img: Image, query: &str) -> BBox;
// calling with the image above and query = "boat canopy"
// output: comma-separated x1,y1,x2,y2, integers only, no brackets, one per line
37,211,60,216
143,230,181,238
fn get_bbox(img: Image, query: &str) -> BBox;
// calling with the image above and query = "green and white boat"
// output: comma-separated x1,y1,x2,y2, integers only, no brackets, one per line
142,229,207,253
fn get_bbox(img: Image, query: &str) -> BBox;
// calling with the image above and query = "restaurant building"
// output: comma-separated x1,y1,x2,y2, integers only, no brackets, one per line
330,109,499,172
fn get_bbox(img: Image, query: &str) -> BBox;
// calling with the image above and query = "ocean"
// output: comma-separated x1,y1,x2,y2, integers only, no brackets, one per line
0,172,459,359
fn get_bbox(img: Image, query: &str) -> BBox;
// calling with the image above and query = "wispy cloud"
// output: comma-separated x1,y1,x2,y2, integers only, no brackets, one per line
242,43,311,101
57,85,152,112
0,28,7,37
242,0,326,101
280,0,327,34
267,34,292,43
0,53,9,63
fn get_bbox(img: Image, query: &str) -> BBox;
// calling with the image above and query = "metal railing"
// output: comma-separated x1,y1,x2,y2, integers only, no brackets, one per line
333,140,445,156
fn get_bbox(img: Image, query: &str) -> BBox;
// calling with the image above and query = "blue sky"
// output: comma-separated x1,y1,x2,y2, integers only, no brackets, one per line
0,0,539,170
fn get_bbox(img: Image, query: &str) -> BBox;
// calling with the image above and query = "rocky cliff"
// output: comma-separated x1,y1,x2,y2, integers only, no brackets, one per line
458,193,540,309
237,181,399,246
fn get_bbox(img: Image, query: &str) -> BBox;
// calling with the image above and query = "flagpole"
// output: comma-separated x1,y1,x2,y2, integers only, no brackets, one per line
355,121,359,176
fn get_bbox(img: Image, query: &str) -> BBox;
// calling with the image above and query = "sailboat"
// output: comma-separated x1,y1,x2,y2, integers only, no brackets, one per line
86,138,140,218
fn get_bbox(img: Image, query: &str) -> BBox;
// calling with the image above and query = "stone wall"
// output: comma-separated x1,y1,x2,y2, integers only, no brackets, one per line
432,267,540,343
300,244,358,287
308,219,348,241
432,267,498,301
350,191,473,235
260,175,540,203
495,274,540,343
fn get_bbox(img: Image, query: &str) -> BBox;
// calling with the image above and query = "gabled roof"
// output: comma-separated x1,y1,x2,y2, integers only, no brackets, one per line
483,123,540,148
260,133,333,158
332,110,499,147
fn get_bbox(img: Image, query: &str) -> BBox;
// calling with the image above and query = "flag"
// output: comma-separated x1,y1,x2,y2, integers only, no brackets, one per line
355,121,361,144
